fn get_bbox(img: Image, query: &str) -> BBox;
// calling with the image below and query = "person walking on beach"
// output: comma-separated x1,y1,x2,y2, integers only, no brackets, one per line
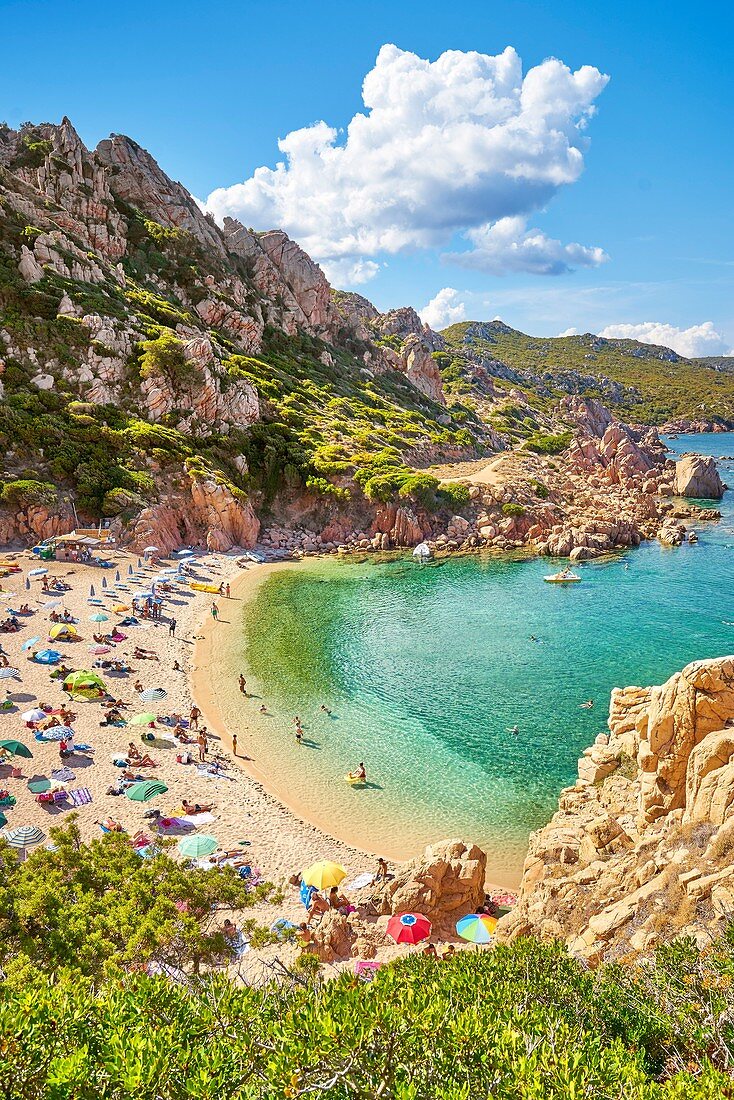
211,602,219,621
189,705,200,730
295,726,303,745
231,732,238,757
225,583,230,598
169,617,176,637
238,674,247,696
197,729,208,762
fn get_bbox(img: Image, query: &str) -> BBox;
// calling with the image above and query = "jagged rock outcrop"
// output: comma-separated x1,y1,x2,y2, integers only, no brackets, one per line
497,657,734,964
377,839,486,932
95,132,226,258
127,476,259,553
674,455,724,499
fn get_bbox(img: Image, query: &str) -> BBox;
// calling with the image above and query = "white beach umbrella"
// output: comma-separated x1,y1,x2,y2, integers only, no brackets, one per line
21,708,47,723
28,568,47,578
0,667,20,679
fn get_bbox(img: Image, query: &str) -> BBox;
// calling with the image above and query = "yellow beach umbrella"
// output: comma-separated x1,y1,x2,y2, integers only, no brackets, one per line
301,860,347,891
113,604,130,612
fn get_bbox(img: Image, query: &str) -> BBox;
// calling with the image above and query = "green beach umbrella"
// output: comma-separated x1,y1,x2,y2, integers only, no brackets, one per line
129,712,157,726
178,834,218,858
125,780,168,803
89,612,109,623
0,739,33,759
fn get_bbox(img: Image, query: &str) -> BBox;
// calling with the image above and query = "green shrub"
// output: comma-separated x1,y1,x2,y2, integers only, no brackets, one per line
502,502,525,517
524,430,573,455
139,331,199,388
0,479,57,508
440,482,471,509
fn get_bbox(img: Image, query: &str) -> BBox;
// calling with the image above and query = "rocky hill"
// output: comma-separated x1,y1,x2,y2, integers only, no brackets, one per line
0,117,731,556
0,119,493,551
498,655,734,965
440,321,734,427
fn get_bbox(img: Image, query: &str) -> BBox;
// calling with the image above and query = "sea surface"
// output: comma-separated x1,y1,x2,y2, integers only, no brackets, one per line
240,434,734,884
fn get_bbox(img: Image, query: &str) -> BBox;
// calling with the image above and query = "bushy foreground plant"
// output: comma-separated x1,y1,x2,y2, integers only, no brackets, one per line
2,934,733,1098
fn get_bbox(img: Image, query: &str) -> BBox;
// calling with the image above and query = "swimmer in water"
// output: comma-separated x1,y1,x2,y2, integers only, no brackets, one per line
507,725,519,736
579,699,594,709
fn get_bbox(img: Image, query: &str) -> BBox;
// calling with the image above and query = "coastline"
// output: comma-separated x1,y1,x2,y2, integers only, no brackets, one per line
191,560,449,866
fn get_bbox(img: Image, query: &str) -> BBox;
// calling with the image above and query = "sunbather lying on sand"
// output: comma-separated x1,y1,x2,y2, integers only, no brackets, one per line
134,647,160,661
181,799,213,814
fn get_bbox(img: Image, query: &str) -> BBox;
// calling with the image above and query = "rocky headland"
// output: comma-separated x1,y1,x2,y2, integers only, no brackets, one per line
497,656,734,964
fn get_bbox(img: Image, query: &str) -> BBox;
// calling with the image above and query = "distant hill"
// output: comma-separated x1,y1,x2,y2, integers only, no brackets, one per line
439,320,734,425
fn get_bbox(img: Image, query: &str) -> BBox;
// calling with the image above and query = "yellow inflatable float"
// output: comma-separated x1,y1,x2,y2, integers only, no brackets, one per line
189,581,221,594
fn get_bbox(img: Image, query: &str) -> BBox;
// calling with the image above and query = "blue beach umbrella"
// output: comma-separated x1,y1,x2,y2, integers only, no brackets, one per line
21,636,40,651
34,649,62,664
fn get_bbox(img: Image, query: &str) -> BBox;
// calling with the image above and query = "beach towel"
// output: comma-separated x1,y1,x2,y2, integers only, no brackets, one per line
69,787,92,807
51,767,76,782
300,881,316,909
74,744,95,753
156,817,195,834
28,778,51,794
343,872,375,892
179,811,217,826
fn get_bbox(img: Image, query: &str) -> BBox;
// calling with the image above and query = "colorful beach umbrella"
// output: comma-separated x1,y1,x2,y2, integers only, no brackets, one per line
0,739,33,759
3,824,45,850
301,860,347,891
33,650,61,664
137,688,168,703
455,914,498,945
21,636,41,651
21,708,47,723
89,613,109,622
386,913,432,945
178,834,218,858
129,712,157,726
125,780,168,803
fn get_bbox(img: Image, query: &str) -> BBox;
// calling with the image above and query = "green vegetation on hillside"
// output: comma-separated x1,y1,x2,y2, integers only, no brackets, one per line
442,321,734,425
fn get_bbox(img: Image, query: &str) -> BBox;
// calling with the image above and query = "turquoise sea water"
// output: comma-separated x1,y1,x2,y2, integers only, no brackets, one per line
241,435,734,884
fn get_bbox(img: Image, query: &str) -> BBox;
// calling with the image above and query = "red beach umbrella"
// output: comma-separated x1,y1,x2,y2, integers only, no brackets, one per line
386,912,432,945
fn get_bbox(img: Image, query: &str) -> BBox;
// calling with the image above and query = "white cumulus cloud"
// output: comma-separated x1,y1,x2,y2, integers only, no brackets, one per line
448,216,608,275
558,326,579,337
598,321,733,358
205,43,609,285
419,287,467,329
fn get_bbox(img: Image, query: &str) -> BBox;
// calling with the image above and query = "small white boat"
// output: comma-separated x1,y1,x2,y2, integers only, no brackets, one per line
544,569,581,584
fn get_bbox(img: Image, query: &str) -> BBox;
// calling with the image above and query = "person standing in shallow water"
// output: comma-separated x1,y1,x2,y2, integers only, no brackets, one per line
238,674,247,696
211,602,219,621
231,732,238,757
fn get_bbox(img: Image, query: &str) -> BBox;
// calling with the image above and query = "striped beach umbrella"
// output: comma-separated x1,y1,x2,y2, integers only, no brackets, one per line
0,667,21,678
178,834,218,858
3,824,46,850
125,780,168,803
137,688,168,703
36,725,74,741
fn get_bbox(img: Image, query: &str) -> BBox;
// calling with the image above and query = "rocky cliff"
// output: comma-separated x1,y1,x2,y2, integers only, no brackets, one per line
497,656,734,964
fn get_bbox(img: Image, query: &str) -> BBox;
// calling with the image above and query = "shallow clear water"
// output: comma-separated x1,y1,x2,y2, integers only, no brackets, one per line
240,434,734,884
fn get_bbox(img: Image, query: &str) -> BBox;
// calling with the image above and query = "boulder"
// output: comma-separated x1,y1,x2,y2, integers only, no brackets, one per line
674,455,724,499
377,838,486,930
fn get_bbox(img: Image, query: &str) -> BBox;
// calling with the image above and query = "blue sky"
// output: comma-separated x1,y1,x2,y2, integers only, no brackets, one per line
2,0,733,353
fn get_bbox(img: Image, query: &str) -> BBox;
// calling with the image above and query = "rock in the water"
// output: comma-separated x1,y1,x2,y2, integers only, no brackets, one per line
674,455,724,499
